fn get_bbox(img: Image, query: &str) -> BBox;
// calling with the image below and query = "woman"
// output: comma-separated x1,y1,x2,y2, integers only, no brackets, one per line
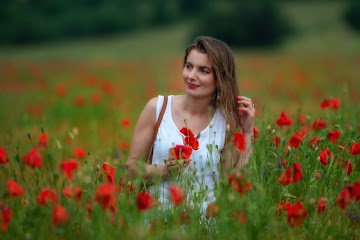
126,36,255,211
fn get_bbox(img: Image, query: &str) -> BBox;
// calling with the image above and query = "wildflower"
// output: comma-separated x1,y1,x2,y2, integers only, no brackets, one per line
308,137,322,147
336,188,352,210
319,148,333,165
289,132,304,148
331,98,341,110
253,126,260,140
102,81,114,96
63,187,82,201
73,147,87,159
347,181,360,201
95,183,118,214
136,192,155,212
169,185,186,206
7,179,24,197
103,162,115,183
37,132,49,148
179,210,191,225
314,171,321,180
52,205,70,226
312,120,327,130
23,148,42,169
328,130,340,143
0,147,9,164
120,141,130,151
55,84,67,97
36,188,59,205
317,197,327,213
232,209,248,223
228,171,252,195
170,145,193,159
278,163,303,186
233,132,245,152
276,112,292,126
349,142,360,155
90,92,101,104
342,160,353,176
180,127,199,150
273,136,281,148
1,205,11,231
276,201,291,217
74,96,85,107
321,98,341,110
287,200,308,227
121,118,131,128
60,160,78,180
206,202,219,218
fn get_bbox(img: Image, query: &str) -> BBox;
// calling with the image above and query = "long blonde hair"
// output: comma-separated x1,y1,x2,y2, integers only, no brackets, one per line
183,36,241,135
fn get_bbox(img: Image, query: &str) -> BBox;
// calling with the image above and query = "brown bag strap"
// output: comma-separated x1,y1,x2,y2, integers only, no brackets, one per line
148,96,168,164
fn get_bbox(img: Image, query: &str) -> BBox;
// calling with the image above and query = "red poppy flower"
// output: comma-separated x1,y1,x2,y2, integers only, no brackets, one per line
278,163,303,186
1,205,11,231
319,148,333,165
273,136,281,148
136,192,155,212
170,145,193,159
74,96,85,107
121,118,131,128
233,132,245,152
321,99,331,109
253,126,260,140
0,147,9,164
73,147,87,159
36,188,59,205
102,81,114,96
206,202,219,218
228,171,252,195
37,132,49,148
232,209,248,223
336,188,351,210
95,183,118,214
103,162,115,183
63,187,82,201
342,160,353,176
287,200,308,227
7,179,24,197
331,98,341,110
317,197,327,213
52,205,70,226
60,160,78,180
298,113,306,124
55,84,67,97
328,130,340,143
23,148,42,169
276,201,291,217
180,127,199,150
169,185,186,206
346,181,360,201
308,137,322,147
276,112,292,126
120,141,130,150
312,120,327,130
349,142,360,155
90,92,102,104
289,132,304,148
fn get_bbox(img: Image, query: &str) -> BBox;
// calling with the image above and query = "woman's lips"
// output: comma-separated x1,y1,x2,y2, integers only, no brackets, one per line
187,83,199,89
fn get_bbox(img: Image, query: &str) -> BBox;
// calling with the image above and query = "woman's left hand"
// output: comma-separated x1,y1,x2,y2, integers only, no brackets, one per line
236,96,255,135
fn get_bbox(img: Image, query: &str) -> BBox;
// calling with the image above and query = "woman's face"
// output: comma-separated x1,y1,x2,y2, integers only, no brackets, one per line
182,49,216,99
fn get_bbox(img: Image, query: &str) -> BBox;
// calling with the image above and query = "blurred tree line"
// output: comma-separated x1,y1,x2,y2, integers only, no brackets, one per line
0,0,359,47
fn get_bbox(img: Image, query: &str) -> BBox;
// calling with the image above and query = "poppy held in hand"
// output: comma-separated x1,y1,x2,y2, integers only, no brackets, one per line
233,132,245,152
170,145,193,159
180,127,199,150
278,163,303,186
23,148,42,169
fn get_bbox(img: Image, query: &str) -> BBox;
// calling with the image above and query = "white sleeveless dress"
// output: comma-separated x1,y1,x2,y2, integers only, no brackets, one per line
149,95,226,212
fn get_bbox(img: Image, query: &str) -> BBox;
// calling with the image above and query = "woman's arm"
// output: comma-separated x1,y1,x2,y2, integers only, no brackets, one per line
125,97,168,181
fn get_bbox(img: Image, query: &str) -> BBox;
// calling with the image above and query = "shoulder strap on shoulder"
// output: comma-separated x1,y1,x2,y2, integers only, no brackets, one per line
148,96,168,164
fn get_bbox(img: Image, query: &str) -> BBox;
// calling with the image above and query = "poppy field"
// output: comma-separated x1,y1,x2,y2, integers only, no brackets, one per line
0,50,359,240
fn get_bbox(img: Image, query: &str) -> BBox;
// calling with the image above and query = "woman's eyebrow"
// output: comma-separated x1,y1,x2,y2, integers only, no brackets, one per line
186,61,211,69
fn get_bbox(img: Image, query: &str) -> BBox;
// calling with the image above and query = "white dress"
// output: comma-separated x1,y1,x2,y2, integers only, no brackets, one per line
149,95,226,212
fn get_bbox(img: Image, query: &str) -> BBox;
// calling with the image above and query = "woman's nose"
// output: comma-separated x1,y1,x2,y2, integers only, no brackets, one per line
188,68,196,79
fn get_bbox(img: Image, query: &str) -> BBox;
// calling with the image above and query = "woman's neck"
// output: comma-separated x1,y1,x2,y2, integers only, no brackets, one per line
181,94,214,117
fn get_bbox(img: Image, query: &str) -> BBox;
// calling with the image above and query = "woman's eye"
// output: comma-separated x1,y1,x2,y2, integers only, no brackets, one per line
201,69,209,73
185,64,192,69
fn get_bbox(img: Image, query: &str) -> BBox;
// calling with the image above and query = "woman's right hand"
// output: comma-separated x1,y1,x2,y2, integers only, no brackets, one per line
163,158,191,177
